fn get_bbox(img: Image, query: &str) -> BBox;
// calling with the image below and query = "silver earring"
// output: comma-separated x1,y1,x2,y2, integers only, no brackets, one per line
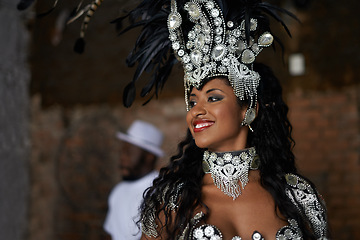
241,108,256,132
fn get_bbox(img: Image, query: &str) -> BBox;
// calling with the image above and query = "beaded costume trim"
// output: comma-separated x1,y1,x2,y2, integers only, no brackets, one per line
285,173,328,239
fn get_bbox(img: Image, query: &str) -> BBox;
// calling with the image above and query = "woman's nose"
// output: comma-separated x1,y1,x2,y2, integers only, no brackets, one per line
191,102,206,117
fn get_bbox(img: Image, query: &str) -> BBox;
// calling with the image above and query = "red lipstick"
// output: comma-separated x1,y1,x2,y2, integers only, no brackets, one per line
193,120,214,132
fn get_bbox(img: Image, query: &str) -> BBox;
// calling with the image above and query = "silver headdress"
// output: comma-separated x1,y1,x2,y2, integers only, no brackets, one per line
168,0,274,110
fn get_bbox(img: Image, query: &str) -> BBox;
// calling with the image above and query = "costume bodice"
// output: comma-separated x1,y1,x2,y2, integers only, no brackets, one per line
141,173,328,240
179,211,302,240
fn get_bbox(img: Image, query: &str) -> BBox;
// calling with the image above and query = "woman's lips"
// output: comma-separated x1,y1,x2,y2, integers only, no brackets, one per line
193,120,214,132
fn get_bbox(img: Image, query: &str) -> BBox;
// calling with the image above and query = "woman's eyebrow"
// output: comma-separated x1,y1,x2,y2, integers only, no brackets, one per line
206,88,224,94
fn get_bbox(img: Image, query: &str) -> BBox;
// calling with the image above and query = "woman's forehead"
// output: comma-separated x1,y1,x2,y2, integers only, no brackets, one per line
190,78,230,92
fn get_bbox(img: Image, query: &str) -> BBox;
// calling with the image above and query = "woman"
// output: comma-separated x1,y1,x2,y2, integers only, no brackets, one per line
139,64,328,240
117,0,329,239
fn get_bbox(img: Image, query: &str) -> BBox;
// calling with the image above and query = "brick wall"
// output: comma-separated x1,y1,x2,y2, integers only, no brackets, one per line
288,86,360,239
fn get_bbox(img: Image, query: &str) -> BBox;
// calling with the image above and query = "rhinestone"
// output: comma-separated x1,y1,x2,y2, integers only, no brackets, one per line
172,42,180,50
252,43,260,53
206,1,214,9
258,32,273,47
194,212,204,220
224,164,234,175
194,24,201,33
298,183,306,190
218,66,227,73
203,55,210,62
216,158,224,166
223,153,232,162
234,29,241,37
250,18,258,31
233,156,240,165
215,27,223,35
214,36,222,43
227,21,234,28
212,44,226,60
186,2,201,20
244,108,256,123
228,36,236,45
253,232,261,240
188,31,196,40
178,49,184,56
205,35,211,43
222,58,230,65
183,54,190,63
202,160,210,173
241,49,255,64
203,45,209,53
228,45,236,52
214,17,222,26
200,17,207,25
235,40,247,55
240,152,248,161
190,50,202,66
185,63,193,71
195,34,205,49
203,25,211,34
285,174,298,186
211,8,219,17
169,33,177,41
186,41,194,49
193,228,204,238
204,226,215,237
168,13,181,30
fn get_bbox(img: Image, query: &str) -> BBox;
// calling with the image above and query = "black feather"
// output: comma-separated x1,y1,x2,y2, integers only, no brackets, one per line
74,38,85,54
123,82,136,107
17,0,35,10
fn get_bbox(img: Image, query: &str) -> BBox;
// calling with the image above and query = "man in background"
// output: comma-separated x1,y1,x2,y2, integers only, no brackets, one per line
104,120,164,240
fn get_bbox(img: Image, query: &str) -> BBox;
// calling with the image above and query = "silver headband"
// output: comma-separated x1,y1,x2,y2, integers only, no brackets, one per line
167,0,274,110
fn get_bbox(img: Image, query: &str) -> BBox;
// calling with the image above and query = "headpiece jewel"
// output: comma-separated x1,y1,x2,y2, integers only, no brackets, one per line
168,0,274,110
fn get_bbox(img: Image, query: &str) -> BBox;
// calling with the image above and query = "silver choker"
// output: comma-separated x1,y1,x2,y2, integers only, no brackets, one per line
203,147,259,200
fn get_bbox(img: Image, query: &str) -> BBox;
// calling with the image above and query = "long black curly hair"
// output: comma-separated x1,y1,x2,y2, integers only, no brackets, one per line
139,63,326,239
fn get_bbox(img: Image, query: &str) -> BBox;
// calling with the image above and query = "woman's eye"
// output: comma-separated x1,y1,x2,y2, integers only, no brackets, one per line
188,100,197,108
208,96,223,102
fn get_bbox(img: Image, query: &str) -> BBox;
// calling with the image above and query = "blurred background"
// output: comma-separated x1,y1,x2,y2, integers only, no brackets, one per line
0,0,359,239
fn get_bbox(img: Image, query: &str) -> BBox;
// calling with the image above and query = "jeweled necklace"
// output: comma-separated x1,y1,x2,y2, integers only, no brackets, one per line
202,147,259,200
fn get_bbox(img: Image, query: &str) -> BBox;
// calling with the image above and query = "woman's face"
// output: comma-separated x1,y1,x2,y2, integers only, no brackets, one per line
186,78,249,152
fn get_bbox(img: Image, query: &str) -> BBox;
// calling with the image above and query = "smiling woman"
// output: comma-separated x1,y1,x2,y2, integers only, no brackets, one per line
110,0,330,239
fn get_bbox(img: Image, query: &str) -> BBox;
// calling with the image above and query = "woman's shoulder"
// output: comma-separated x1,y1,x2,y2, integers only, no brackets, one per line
284,173,328,238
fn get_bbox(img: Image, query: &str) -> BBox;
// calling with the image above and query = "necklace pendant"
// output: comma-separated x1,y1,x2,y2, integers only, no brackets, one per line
203,147,258,200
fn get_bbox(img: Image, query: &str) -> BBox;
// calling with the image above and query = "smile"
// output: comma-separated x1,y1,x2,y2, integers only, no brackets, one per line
193,120,214,132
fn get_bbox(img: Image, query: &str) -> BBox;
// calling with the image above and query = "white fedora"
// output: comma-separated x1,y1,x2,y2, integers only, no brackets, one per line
116,120,164,157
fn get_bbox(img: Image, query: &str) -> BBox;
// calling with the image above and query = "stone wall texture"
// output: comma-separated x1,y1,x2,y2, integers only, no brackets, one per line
0,1,30,240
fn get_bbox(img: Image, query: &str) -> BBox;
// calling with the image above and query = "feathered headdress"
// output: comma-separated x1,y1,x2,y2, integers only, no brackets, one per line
17,0,297,108
115,0,297,108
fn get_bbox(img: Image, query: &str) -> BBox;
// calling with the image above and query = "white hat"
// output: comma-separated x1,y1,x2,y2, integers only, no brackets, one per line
116,120,164,157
